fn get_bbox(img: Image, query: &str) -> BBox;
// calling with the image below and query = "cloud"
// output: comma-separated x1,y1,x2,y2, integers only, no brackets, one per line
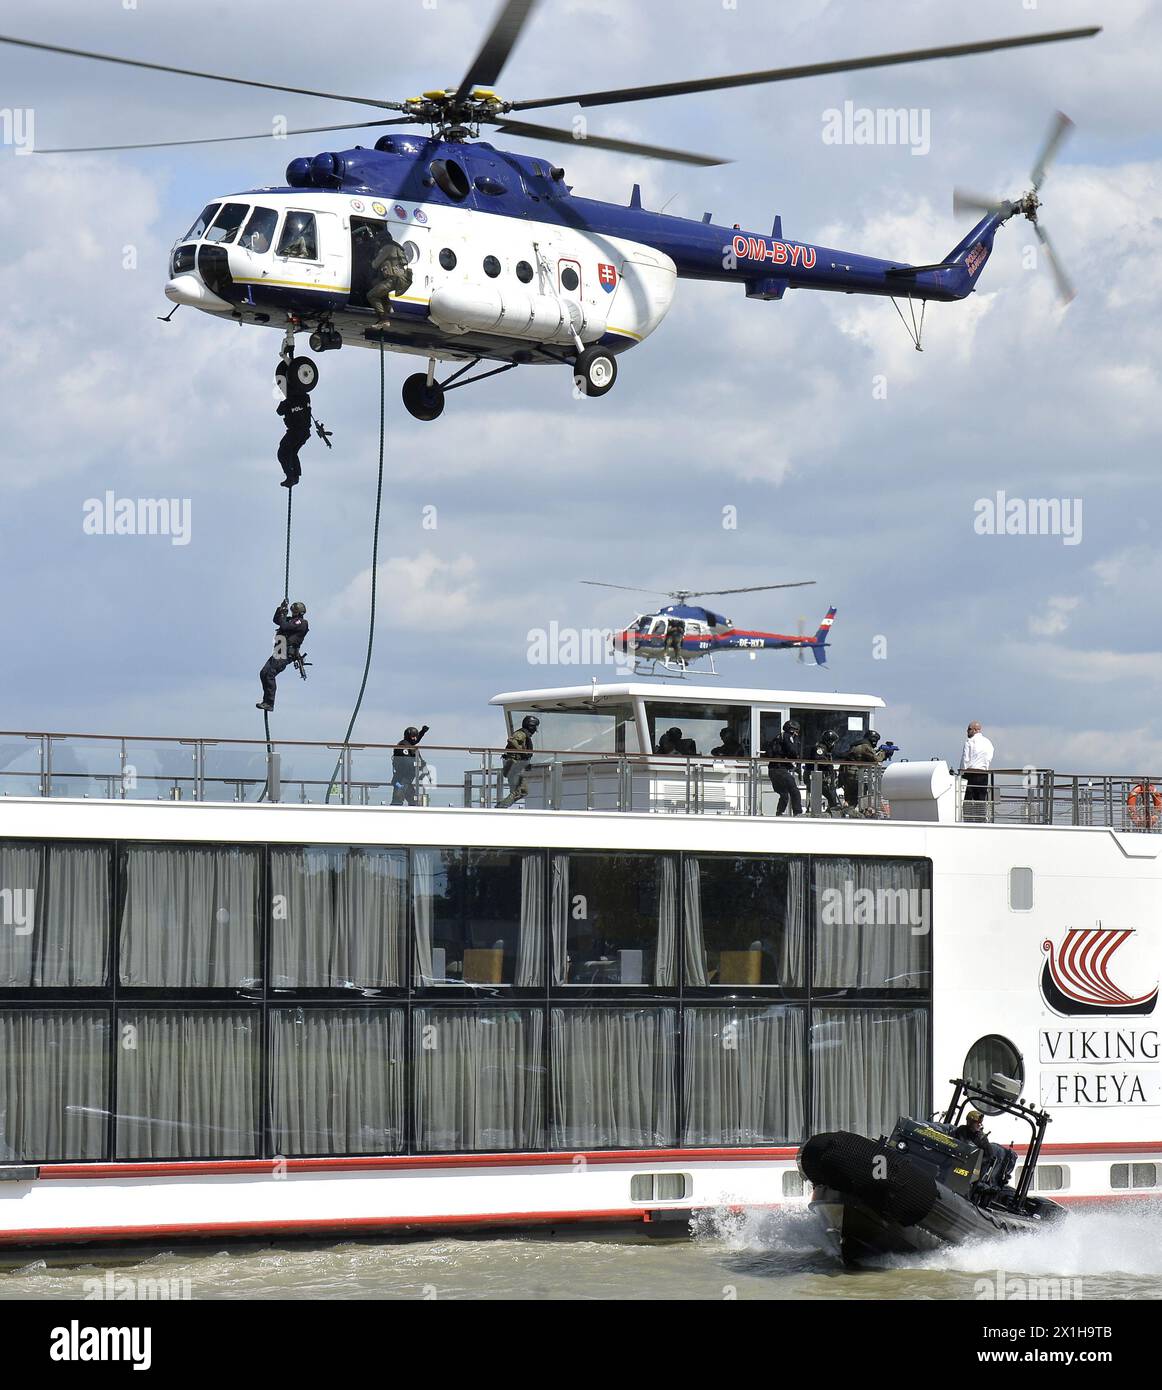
1027,596,1080,637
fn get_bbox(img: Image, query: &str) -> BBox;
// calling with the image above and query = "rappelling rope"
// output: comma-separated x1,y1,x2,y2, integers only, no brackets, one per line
325,336,386,803
283,485,293,603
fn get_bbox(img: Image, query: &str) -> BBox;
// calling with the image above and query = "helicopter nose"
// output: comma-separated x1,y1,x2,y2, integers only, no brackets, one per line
164,273,231,311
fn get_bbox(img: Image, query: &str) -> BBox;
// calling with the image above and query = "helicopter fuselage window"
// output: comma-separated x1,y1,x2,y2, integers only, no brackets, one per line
515,260,533,283
439,247,457,271
560,265,580,292
239,206,278,254
483,255,501,278
277,211,318,260
204,202,250,246
182,203,221,242
402,240,421,265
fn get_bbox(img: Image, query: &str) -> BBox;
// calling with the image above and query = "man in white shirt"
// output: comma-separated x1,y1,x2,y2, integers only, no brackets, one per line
960,720,994,821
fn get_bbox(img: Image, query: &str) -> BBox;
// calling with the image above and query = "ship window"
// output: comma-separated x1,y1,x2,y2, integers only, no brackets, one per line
551,1007,676,1148
812,858,931,991
963,1035,1024,1107
115,1008,260,1159
551,852,677,986
482,254,501,278
515,259,533,283
683,854,805,987
560,265,580,291
782,1170,808,1198
277,210,318,259
811,1007,929,1137
413,1007,544,1152
683,1007,805,1145
630,1172,690,1201
646,702,749,757
271,1008,405,1156
506,706,639,755
1111,1162,1158,1190
0,841,110,987
118,844,261,989
182,202,220,240
204,201,250,245
271,846,406,989
430,158,470,201
0,1009,109,1161
413,848,544,988
439,247,457,271
1009,866,1034,911
239,205,278,253
1034,1164,1068,1192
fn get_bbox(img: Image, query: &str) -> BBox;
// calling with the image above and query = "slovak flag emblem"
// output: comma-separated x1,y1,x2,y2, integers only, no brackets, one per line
598,262,618,293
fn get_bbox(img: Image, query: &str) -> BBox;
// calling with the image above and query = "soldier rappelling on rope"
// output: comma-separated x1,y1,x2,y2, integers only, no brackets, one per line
257,599,309,712
276,355,332,489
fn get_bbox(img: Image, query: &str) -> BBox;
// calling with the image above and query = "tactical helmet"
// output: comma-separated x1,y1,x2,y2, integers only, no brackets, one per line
521,715,540,733
404,726,420,741
820,730,839,749
784,719,800,733
866,729,881,745
290,601,306,617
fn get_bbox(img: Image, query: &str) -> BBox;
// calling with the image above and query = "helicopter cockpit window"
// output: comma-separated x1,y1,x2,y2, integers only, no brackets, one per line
182,203,221,241
277,211,318,260
204,202,250,246
239,206,278,254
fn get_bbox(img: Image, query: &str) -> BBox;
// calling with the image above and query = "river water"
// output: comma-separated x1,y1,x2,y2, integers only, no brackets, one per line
2,1204,1160,1300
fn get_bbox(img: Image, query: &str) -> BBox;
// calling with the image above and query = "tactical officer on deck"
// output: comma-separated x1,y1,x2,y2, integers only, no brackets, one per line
840,729,886,815
257,600,308,712
391,724,430,806
809,728,841,814
711,727,743,758
766,719,803,816
499,715,539,808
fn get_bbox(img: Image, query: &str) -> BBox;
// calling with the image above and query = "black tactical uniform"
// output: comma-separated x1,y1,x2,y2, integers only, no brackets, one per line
766,720,803,816
391,724,429,806
277,380,312,488
663,619,684,663
809,730,841,813
257,601,308,711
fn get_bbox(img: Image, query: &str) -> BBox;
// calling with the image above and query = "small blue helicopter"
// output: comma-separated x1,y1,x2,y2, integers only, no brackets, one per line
1,3,1098,419
583,579,836,676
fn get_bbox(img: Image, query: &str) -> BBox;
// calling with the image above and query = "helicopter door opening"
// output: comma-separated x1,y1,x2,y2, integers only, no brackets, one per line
350,217,428,310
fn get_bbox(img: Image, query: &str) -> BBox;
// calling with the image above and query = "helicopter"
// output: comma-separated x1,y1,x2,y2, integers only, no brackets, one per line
582,579,835,677
0,4,1099,420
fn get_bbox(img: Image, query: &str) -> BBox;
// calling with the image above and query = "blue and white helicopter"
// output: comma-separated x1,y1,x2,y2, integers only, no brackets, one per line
583,578,835,676
2,3,1097,419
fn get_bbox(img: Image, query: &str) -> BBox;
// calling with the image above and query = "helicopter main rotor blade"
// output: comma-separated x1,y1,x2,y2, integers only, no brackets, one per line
455,0,540,103
0,33,403,110
32,118,414,156
953,187,1007,218
683,582,817,598
1034,222,1076,303
1030,110,1074,190
511,28,1100,112
580,581,671,597
492,117,728,166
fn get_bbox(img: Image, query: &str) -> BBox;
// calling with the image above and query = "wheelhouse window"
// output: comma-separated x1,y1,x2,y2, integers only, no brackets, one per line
507,706,639,754
204,202,250,245
683,1006,805,1145
414,1007,544,1151
684,853,805,987
791,708,869,755
277,211,318,259
0,841,109,988
182,203,220,240
0,1009,109,1162
115,1008,260,1159
551,851,676,986
271,846,405,989
413,848,543,987
645,702,749,756
239,206,278,253
118,844,261,989
270,1007,404,1155
812,857,931,991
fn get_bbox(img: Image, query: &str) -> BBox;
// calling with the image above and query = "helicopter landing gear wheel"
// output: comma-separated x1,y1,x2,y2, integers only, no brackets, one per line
402,372,445,421
573,345,617,397
276,355,319,393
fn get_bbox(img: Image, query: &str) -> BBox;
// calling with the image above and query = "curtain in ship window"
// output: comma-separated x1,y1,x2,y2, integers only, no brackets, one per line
655,857,677,987
0,843,109,988
516,854,543,987
270,1008,404,1155
550,1007,676,1149
0,1009,109,1162
811,1007,930,1138
413,1008,544,1151
812,858,930,990
683,1007,805,1145
119,845,261,989
683,858,709,986
116,1009,259,1159
270,847,405,988
550,855,570,985
781,859,807,983
413,849,436,984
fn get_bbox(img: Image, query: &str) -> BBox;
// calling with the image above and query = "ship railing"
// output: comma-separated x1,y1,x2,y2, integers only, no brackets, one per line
953,768,1162,831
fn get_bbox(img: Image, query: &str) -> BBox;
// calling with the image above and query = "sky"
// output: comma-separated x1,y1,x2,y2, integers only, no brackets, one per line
1,0,1160,777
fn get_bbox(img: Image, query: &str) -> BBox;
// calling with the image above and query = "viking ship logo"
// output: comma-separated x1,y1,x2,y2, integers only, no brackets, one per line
1040,926,1157,1017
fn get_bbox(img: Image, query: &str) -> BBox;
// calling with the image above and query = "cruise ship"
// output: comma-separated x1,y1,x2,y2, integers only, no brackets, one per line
0,680,1158,1249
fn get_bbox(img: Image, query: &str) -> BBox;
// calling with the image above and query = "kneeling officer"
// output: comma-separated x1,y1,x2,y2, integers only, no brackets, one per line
257,600,308,712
